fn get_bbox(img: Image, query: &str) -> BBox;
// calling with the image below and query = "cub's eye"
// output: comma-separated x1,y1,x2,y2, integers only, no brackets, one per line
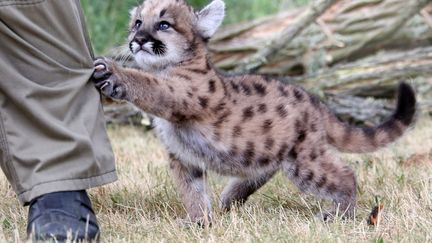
157,21,171,31
133,19,142,30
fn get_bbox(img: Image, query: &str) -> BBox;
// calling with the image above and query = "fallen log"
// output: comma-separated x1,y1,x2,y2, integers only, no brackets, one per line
290,47,432,95
210,0,432,76
287,46,432,123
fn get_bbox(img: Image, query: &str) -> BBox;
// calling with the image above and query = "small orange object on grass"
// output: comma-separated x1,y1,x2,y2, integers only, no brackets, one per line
403,151,432,166
368,204,384,226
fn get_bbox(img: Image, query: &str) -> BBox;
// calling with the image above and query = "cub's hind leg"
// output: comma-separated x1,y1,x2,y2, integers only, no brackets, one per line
169,155,212,225
219,169,278,211
282,145,357,221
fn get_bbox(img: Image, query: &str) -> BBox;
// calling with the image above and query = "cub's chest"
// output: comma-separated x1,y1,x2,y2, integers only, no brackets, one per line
153,118,226,169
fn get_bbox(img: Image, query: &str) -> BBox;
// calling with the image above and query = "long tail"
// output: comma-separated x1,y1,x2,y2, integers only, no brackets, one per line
324,82,417,153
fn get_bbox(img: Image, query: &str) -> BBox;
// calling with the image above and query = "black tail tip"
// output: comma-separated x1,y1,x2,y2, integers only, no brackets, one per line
394,82,417,126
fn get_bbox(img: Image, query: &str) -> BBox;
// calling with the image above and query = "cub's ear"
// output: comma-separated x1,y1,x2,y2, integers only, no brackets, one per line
129,7,138,17
196,0,225,39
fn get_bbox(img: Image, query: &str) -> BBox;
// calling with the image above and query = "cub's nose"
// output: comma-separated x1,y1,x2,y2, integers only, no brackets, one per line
134,35,149,46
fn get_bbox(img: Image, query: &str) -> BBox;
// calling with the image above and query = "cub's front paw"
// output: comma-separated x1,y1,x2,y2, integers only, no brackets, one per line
92,58,127,100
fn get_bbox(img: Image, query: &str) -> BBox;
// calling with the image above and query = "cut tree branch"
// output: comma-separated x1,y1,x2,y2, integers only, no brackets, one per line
234,0,338,73
421,8,432,29
328,0,432,64
210,1,432,75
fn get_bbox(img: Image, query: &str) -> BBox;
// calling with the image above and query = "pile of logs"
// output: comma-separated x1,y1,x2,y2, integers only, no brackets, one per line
106,0,432,125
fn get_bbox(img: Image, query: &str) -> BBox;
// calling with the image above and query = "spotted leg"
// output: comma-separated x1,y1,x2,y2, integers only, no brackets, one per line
169,155,212,226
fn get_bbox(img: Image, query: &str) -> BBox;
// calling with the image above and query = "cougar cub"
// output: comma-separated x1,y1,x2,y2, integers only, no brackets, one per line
92,0,416,223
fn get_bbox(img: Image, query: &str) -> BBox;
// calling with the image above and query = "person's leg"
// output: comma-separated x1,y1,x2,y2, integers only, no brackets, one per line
0,0,117,239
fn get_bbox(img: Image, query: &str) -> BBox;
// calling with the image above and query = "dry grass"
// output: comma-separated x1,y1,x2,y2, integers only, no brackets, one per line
0,117,431,242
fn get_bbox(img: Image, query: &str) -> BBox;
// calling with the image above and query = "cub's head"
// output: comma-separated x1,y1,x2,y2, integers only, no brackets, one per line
128,0,225,70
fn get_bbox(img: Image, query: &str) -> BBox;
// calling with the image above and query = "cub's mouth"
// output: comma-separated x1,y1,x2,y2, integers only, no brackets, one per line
129,39,166,56
129,41,152,55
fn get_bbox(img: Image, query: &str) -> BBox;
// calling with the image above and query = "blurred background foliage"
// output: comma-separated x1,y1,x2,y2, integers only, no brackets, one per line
81,0,310,55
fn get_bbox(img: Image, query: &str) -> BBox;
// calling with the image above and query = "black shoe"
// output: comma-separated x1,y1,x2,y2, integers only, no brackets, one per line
27,190,100,242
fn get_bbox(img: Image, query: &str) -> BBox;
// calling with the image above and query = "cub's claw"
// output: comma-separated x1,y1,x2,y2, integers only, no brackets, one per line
100,81,110,90
91,58,126,100
95,64,105,71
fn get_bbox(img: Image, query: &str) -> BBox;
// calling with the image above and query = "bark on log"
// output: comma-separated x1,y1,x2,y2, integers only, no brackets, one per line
290,47,432,95
234,0,338,73
210,0,432,76
287,46,432,123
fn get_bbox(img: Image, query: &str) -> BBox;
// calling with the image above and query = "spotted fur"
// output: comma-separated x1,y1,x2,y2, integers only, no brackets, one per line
92,0,417,224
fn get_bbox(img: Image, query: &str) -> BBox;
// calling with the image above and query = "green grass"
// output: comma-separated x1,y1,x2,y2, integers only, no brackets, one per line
80,0,310,55
0,118,431,242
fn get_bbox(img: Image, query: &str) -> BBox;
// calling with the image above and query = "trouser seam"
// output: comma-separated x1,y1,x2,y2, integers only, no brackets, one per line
0,108,22,192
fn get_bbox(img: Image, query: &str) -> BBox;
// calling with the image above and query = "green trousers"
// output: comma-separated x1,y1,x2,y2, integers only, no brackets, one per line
0,0,117,204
